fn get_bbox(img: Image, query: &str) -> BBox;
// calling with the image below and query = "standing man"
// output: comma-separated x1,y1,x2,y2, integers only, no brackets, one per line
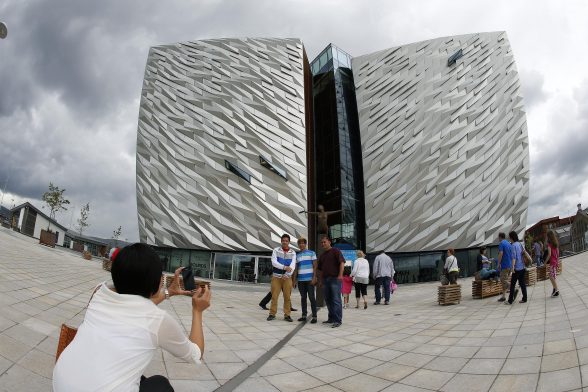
496,232,513,302
532,239,543,267
372,250,395,305
292,237,318,324
267,234,296,322
317,235,345,328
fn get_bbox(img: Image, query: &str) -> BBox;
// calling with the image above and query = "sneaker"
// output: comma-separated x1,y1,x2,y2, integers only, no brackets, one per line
331,322,342,328
364,303,368,309
519,299,527,303
290,307,297,312
284,316,293,322
267,315,275,321
497,297,506,302
384,301,389,305
297,316,307,322
310,317,317,324
553,291,559,297
259,304,268,310
322,320,333,324
373,302,380,305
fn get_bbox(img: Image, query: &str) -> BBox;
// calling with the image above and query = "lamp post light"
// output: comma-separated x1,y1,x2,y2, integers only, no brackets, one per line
0,22,7,39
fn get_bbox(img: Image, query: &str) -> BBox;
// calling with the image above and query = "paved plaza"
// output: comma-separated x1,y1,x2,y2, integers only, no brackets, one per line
1,227,588,391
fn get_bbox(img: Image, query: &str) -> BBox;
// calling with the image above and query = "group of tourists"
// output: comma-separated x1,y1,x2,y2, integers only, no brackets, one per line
264,234,396,328
446,230,561,304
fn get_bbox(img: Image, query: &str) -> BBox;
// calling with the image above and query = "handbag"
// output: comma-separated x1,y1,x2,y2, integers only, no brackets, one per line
56,324,78,362
55,284,101,362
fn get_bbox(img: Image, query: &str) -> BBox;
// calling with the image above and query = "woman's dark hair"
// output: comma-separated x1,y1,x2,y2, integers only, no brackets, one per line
111,243,162,298
343,266,352,276
508,231,519,242
479,246,486,254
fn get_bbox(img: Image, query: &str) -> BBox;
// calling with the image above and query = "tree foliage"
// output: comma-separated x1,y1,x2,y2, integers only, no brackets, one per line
112,225,122,246
41,182,70,231
77,202,90,236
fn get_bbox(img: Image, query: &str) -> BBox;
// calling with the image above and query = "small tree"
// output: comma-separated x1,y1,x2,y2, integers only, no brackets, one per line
76,202,90,236
112,225,122,247
41,182,70,232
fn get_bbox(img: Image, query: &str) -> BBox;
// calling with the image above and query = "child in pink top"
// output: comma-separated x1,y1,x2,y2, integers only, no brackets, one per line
341,266,353,309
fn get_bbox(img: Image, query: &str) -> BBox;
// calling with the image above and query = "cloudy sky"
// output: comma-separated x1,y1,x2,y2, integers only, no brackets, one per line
1,0,587,241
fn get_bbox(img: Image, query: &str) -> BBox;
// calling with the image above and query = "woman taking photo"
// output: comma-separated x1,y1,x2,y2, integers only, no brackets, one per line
351,250,370,309
53,243,211,392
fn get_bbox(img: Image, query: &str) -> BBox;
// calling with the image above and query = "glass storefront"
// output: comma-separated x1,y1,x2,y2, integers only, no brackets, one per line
257,257,273,284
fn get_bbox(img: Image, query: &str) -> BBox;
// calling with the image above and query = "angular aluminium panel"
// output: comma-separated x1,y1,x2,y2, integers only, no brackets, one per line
137,38,310,251
353,32,529,252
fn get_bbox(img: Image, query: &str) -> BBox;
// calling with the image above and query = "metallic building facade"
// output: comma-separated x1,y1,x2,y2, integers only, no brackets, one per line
137,32,529,263
137,38,312,251
353,32,529,252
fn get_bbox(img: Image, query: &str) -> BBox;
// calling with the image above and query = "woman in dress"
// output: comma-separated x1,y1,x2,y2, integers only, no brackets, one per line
545,230,560,297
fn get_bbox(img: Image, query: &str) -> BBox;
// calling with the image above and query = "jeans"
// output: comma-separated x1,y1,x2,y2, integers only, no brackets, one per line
374,276,391,303
508,269,527,303
298,281,317,317
323,277,342,323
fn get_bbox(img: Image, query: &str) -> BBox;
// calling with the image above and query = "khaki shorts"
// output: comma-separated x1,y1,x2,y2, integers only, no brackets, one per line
500,268,510,290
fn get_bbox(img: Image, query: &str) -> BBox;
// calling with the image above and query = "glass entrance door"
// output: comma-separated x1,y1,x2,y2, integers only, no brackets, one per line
232,256,256,282
257,257,273,284
213,254,233,280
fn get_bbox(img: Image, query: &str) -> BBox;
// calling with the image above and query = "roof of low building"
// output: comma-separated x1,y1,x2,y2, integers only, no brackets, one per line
10,202,68,231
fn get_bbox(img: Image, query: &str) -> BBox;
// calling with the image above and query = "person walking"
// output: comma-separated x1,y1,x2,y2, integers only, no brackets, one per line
341,265,353,308
496,232,513,302
292,237,318,323
372,250,395,305
506,231,527,304
444,249,459,284
267,234,296,322
351,250,370,309
317,235,345,328
545,230,560,297
532,239,543,267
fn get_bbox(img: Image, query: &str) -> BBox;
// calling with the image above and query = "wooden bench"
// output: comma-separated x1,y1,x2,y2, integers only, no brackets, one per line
472,280,502,299
525,267,537,286
438,284,461,305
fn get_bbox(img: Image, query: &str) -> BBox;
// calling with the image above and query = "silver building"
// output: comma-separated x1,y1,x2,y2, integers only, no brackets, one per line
137,38,312,252
353,32,529,252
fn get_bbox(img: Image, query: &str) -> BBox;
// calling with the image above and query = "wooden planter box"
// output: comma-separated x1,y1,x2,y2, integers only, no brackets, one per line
102,258,113,271
438,284,461,305
82,251,92,260
472,280,502,299
525,267,537,286
537,265,548,281
39,229,56,248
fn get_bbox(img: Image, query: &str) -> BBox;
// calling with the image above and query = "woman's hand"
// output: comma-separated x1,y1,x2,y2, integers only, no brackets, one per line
192,285,211,312
169,267,193,297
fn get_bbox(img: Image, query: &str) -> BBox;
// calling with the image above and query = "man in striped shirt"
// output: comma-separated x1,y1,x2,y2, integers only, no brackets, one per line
292,237,318,324
267,234,297,322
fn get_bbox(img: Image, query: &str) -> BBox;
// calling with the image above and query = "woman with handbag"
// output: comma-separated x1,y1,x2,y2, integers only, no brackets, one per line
444,248,459,284
53,243,211,392
351,250,370,309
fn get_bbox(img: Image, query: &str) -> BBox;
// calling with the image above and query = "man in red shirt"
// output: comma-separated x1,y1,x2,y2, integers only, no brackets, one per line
317,235,345,328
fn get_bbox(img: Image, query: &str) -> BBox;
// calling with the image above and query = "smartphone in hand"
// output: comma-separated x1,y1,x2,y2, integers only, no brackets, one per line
181,266,195,291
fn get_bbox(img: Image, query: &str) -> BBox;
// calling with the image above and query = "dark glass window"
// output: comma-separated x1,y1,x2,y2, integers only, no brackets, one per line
447,49,463,66
259,155,287,180
225,160,252,183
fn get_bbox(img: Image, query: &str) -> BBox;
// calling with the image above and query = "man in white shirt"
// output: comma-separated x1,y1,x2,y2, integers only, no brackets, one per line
267,234,297,322
372,250,395,305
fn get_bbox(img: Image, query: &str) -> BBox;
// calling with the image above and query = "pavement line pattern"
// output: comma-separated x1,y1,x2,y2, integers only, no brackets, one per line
215,320,307,392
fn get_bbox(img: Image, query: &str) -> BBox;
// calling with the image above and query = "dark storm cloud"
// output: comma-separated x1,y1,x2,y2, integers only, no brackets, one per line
1,0,587,239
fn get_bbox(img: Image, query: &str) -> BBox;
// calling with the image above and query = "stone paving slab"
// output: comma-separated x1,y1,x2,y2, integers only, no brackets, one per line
2,226,588,391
